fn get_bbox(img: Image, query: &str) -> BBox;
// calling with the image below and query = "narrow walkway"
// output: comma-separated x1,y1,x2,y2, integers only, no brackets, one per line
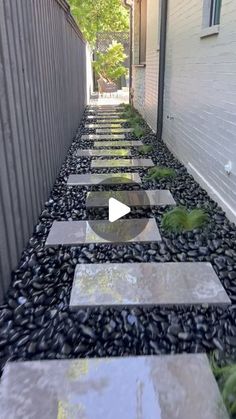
0,104,235,417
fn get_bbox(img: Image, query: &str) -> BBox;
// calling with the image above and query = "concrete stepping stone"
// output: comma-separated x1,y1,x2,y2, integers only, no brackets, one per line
67,173,142,186
70,262,231,308
75,149,131,157
81,134,125,140
0,355,229,419
45,219,161,246
88,108,121,112
85,123,122,129
96,128,133,134
91,158,154,168
89,106,122,109
86,190,176,208
87,115,126,121
87,118,127,124
94,140,142,147
94,112,124,115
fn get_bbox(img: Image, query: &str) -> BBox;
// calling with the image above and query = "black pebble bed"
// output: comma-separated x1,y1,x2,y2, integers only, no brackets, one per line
1,106,236,378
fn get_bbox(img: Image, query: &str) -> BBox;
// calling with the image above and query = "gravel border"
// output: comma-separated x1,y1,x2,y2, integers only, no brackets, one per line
1,106,236,379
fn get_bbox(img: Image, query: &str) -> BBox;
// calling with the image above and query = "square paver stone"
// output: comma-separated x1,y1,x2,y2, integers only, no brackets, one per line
86,190,176,208
67,173,142,186
0,354,229,419
96,128,133,134
91,158,154,168
94,140,142,147
81,134,125,140
75,149,131,157
70,262,231,308
45,219,161,246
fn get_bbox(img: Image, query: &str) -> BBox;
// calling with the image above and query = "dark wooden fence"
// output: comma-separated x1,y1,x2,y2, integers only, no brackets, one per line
0,0,87,301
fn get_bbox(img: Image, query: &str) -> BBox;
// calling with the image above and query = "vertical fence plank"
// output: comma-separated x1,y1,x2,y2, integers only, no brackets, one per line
0,0,87,301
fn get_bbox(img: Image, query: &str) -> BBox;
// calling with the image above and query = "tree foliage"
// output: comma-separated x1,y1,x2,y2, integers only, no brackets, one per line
93,42,127,82
68,0,129,45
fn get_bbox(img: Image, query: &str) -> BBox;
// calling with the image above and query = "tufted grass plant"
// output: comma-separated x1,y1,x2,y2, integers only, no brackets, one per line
137,145,155,155
211,353,236,416
145,166,176,181
133,124,145,138
161,207,209,232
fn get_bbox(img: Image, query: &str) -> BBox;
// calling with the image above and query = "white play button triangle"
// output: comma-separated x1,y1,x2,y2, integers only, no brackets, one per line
109,197,131,222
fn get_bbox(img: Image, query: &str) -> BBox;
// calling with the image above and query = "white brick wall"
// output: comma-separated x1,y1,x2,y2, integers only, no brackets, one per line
132,0,160,130
163,0,236,223
133,66,146,113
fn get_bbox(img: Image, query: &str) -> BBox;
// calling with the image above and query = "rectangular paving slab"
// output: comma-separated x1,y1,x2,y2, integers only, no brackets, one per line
82,134,126,140
94,140,142,147
0,354,229,419
87,116,127,121
75,149,131,157
96,128,133,134
89,108,123,112
86,190,176,208
70,262,231,308
45,219,161,246
95,112,124,116
88,115,128,124
91,158,154,168
89,109,124,115
67,173,142,186
85,123,123,129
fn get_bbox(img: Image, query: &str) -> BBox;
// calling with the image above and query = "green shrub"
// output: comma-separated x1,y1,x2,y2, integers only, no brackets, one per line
128,115,143,126
138,145,154,155
211,354,236,415
145,166,176,181
161,207,209,232
123,104,132,111
133,124,145,138
122,108,136,119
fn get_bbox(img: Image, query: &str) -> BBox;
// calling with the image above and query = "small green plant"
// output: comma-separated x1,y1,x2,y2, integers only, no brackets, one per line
138,145,154,155
161,207,209,232
133,124,145,138
121,108,136,119
128,115,143,127
145,166,176,181
211,354,236,415
123,103,132,112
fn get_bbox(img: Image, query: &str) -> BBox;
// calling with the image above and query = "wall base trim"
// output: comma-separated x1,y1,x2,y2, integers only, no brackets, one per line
188,162,236,225
164,139,236,225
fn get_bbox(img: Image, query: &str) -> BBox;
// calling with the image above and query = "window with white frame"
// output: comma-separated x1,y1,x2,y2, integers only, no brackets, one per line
139,0,147,64
203,0,222,28
209,0,222,26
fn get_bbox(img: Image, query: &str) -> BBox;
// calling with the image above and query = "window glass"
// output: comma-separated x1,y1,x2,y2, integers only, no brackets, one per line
139,0,147,63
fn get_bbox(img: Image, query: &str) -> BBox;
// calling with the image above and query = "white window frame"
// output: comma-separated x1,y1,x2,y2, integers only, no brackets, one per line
201,0,222,38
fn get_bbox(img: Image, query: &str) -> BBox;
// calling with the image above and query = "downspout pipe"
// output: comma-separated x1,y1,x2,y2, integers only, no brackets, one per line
157,0,168,140
124,0,133,104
